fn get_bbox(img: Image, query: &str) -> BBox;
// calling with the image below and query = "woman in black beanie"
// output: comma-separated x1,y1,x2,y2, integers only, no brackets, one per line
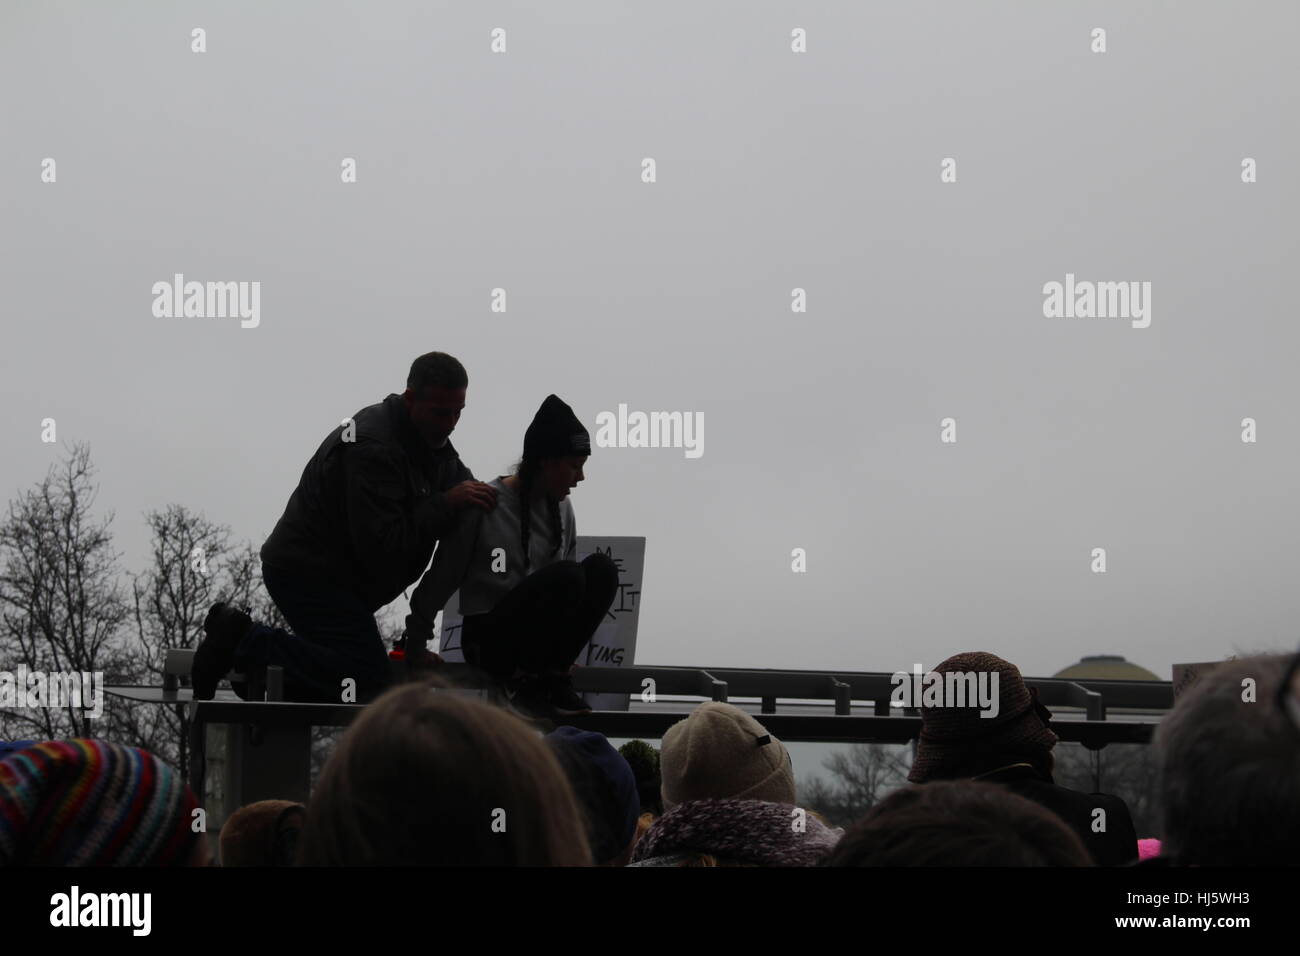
404,395,618,719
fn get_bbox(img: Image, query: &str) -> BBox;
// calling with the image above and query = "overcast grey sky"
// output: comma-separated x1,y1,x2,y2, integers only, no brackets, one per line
3,1,1298,682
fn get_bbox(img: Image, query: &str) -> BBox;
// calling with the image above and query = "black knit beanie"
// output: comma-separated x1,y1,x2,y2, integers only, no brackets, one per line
524,395,591,458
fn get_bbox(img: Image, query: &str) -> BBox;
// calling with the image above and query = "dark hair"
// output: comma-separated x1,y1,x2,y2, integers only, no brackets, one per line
407,352,468,394
297,682,591,865
822,780,1093,866
619,740,664,817
511,453,563,572
1154,654,1300,866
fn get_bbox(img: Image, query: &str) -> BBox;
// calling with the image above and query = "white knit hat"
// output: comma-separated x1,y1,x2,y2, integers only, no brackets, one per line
660,701,796,810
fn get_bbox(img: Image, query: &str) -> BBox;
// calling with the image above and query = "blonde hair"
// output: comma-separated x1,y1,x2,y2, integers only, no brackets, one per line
299,682,591,865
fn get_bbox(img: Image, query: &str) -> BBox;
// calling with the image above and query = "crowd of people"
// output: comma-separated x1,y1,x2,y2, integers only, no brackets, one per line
1,648,1297,866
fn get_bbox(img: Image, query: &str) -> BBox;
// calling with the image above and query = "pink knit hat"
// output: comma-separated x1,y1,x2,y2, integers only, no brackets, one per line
1138,838,1162,861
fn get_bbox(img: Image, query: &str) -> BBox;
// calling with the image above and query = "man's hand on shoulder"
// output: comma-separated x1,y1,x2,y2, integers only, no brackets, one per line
444,480,497,512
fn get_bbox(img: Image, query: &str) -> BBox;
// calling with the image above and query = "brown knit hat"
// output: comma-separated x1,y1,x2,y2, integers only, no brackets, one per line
660,702,795,811
907,652,1058,784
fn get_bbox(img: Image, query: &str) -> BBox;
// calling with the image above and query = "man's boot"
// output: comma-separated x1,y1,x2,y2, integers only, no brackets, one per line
192,602,254,700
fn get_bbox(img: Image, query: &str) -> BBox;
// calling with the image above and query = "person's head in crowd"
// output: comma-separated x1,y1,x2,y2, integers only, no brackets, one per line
822,781,1093,866
907,651,1058,783
546,727,640,866
618,739,663,817
660,702,795,810
220,800,306,867
298,682,590,865
629,797,840,867
403,351,469,449
0,739,207,866
1154,653,1300,866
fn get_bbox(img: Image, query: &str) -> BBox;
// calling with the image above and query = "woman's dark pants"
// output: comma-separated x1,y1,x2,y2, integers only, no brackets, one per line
460,553,619,682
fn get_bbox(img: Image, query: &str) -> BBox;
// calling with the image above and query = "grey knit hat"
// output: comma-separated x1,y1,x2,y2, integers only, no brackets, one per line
660,702,796,811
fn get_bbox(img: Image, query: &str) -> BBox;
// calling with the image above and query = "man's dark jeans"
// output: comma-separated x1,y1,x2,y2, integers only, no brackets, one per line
234,564,391,703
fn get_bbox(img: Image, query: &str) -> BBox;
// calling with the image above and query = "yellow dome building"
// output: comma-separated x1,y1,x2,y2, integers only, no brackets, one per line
1052,654,1160,682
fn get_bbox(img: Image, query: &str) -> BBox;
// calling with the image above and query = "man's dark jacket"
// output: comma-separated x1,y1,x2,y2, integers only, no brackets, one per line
260,393,472,612
977,763,1139,866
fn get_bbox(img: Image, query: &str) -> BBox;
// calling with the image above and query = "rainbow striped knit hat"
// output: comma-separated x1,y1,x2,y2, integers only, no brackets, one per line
0,739,201,865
